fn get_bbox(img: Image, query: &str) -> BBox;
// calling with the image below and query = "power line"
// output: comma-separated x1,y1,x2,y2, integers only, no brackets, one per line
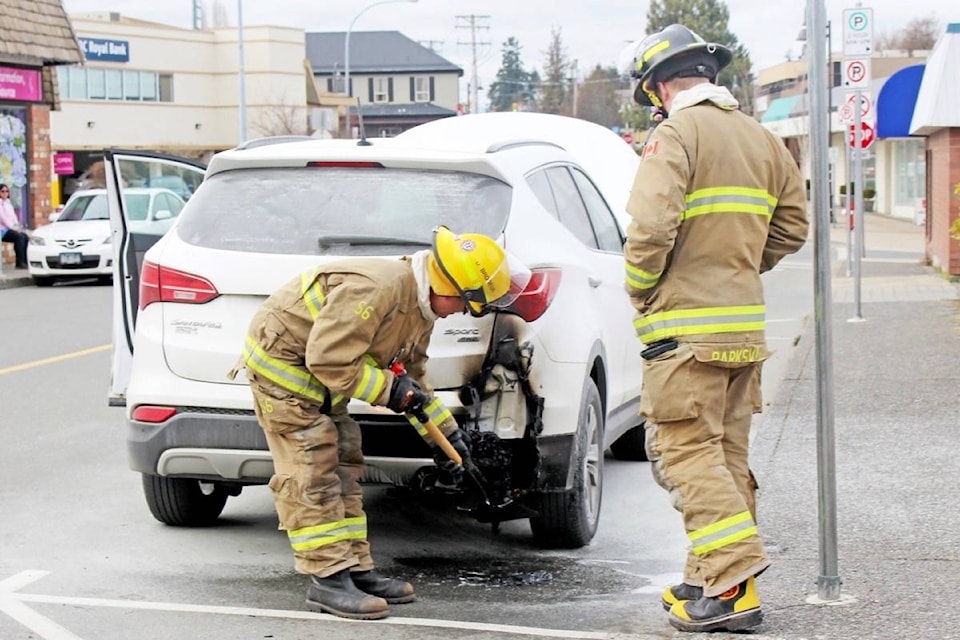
455,14,491,113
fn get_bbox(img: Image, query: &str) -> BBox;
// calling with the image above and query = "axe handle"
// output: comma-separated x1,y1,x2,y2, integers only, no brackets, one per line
418,413,462,466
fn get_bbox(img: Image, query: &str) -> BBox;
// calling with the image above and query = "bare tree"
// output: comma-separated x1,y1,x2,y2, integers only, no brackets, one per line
875,14,940,51
538,27,571,115
252,101,311,137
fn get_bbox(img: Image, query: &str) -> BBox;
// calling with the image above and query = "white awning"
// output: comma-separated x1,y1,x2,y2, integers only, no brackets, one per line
910,24,960,135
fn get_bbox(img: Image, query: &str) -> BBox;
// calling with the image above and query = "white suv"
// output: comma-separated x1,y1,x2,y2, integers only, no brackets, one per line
108,113,646,548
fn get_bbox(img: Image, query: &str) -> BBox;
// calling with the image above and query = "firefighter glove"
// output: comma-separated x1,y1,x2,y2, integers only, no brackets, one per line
434,427,472,473
387,374,429,414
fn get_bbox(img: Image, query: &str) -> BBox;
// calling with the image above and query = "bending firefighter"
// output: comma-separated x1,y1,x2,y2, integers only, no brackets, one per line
620,25,808,633
235,226,530,620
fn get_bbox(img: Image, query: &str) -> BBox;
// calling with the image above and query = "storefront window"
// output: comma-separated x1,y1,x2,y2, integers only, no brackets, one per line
106,69,123,100
0,107,29,226
140,71,157,101
88,68,106,100
894,139,926,207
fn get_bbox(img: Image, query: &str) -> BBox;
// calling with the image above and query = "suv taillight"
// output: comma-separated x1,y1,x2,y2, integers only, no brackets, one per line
504,268,562,322
140,261,220,310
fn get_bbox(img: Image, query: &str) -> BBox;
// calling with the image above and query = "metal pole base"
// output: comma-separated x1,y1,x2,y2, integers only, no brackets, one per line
846,316,867,323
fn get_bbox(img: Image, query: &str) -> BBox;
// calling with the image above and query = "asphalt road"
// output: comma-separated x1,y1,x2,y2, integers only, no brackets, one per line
0,251,812,640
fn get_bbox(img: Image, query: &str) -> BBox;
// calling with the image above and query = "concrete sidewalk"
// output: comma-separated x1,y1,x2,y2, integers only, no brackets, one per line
0,265,31,289
740,213,960,639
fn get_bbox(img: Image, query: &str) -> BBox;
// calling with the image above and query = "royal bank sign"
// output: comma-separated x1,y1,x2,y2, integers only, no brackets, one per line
78,37,130,63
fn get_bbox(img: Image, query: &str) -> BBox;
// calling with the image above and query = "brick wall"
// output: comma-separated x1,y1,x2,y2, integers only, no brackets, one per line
2,104,52,268
925,129,960,277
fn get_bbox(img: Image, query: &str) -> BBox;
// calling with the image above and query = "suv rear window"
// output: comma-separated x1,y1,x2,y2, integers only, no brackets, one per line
175,167,512,256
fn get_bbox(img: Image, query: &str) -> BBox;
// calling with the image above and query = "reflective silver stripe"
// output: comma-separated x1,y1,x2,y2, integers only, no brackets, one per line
634,305,765,343
244,335,328,404
287,516,367,551
300,269,325,320
424,397,453,425
405,413,429,437
353,362,386,404
625,263,661,290
689,511,758,556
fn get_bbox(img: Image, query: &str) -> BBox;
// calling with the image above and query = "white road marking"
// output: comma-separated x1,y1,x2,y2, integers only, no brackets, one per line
0,572,85,640
3,571,608,640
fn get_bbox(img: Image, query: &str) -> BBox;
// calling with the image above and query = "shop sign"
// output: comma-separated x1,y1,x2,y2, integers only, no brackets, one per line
79,37,130,63
0,66,42,102
53,152,75,175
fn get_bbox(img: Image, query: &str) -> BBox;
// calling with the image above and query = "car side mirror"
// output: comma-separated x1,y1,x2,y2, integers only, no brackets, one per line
154,210,172,220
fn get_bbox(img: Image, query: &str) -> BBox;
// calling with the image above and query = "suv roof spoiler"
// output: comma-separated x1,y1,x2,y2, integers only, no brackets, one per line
235,135,316,151
485,139,566,154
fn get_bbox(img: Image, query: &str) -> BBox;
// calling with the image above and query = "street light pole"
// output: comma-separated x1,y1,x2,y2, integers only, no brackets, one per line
237,0,247,143
344,0,419,98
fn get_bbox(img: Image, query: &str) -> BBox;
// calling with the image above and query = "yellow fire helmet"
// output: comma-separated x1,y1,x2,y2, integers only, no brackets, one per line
427,226,532,317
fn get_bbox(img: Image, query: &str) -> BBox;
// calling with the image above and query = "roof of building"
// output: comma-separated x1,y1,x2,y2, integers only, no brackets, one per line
0,0,83,66
306,31,462,76
910,24,960,135
355,103,458,118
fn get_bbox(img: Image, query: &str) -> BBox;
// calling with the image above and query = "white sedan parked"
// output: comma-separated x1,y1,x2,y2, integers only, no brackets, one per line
28,187,184,286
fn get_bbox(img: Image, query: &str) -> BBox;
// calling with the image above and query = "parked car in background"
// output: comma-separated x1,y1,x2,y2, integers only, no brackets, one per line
108,113,646,549
28,187,185,287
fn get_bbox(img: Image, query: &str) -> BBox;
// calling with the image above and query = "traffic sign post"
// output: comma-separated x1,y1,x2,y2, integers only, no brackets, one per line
842,5,873,322
839,90,872,124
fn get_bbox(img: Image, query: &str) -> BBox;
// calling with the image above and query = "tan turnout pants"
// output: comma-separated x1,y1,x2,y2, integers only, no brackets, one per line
250,375,373,577
641,343,770,597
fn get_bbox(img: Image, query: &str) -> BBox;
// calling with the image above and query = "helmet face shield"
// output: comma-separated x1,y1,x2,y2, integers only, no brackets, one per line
469,252,532,313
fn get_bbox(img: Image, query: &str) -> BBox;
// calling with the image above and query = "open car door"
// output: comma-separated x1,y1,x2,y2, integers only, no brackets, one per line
106,150,206,406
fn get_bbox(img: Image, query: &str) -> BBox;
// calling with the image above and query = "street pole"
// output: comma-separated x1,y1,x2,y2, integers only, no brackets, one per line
344,0,418,135
237,0,247,143
807,0,841,603
851,89,865,321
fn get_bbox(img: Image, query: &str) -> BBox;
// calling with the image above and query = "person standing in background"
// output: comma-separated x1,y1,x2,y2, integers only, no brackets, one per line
0,183,28,269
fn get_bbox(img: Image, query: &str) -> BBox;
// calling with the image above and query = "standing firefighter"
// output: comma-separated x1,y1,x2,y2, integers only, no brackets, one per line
236,226,530,620
620,24,809,633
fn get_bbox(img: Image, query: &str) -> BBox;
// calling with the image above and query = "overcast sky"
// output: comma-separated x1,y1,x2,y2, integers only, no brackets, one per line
62,1,954,100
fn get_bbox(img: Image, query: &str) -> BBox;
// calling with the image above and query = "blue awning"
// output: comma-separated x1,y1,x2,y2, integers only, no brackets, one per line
877,65,925,138
760,95,803,123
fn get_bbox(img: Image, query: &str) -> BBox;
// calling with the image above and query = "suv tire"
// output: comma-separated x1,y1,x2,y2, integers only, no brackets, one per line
530,378,604,548
610,422,649,461
142,474,229,526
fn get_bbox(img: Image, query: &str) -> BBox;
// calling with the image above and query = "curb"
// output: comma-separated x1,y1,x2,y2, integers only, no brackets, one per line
0,273,34,290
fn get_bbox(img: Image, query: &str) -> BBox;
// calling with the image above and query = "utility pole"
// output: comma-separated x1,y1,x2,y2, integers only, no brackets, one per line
456,15,490,114
192,0,203,29
419,39,444,52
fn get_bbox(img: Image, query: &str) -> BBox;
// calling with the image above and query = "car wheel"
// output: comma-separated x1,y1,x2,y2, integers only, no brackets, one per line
610,422,649,461
530,378,604,549
32,276,55,287
141,474,229,527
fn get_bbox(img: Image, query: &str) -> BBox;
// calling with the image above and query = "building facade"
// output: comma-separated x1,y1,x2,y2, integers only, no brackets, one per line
0,0,82,266
756,50,929,221
305,31,463,138
51,11,310,203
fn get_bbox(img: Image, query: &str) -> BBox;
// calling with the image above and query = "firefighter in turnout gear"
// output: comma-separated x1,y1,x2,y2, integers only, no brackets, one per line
236,226,530,620
620,24,809,633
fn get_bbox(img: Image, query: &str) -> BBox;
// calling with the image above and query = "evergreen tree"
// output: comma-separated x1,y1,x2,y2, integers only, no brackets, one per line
539,27,570,115
646,0,754,114
488,37,536,112
576,65,623,128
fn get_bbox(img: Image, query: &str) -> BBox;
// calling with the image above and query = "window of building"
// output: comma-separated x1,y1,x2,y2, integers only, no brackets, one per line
123,70,140,100
374,77,389,103
87,68,106,99
894,138,926,207
414,77,430,102
106,69,123,100
158,74,173,102
67,66,85,99
140,71,157,101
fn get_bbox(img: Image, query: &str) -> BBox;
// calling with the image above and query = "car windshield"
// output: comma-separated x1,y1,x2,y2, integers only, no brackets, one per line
59,194,109,221
175,167,512,256
125,194,151,221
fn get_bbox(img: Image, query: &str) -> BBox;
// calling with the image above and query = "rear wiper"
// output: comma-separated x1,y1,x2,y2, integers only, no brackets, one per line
317,234,431,248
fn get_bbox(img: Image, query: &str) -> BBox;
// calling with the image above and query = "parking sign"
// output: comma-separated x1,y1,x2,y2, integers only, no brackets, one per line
842,8,874,56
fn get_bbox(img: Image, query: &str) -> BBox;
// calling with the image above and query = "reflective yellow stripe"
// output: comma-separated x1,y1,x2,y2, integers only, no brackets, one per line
244,335,328,404
689,511,758,556
642,39,670,62
300,268,326,320
423,397,454,425
625,262,662,291
634,305,765,343
288,516,367,552
682,186,778,221
352,357,387,404
405,413,429,437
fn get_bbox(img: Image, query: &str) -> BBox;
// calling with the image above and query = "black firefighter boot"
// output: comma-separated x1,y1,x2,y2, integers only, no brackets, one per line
306,569,390,620
351,568,416,604
661,582,704,611
668,576,762,633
